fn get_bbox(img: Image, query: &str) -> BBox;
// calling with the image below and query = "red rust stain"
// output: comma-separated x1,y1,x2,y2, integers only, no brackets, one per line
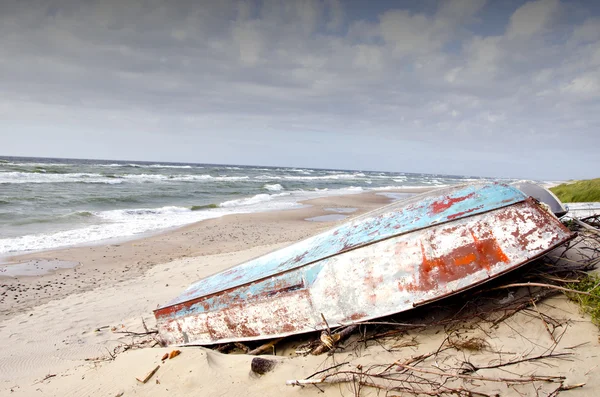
282,323,296,333
343,312,367,322
453,252,477,266
363,268,383,305
430,193,476,215
293,251,309,263
447,205,482,220
470,231,509,265
400,234,510,292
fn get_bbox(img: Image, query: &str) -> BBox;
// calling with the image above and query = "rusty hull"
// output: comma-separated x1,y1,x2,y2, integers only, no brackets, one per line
154,183,575,346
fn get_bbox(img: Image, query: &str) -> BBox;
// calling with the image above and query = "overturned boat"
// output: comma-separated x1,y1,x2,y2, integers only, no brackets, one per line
154,182,575,346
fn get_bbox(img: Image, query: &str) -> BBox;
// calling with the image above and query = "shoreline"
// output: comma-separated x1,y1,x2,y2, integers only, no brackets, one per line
0,188,599,396
0,190,405,319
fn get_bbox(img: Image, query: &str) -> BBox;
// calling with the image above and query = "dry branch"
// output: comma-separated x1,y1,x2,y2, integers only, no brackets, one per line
493,282,594,297
136,365,160,384
247,338,283,355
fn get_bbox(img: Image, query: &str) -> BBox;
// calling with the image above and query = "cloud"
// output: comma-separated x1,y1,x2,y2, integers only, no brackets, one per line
0,0,599,179
570,17,600,45
506,0,560,39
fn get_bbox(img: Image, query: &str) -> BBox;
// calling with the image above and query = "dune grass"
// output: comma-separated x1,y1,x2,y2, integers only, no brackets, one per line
567,274,600,328
549,178,600,203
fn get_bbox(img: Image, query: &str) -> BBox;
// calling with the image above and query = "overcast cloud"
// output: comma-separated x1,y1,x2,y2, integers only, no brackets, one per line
1,0,599,179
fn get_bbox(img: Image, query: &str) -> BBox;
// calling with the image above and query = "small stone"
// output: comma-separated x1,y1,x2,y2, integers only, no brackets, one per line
251,357,277,375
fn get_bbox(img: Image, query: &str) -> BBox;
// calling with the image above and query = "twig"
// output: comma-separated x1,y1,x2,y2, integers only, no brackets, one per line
136,365,160,384
574,219,600,236
395,363,564,384
548,382,586,397
305,362,349,380
492,282,594,297
460,351,572,374
531,298,557,343
114,330,158,336
320,313,331,335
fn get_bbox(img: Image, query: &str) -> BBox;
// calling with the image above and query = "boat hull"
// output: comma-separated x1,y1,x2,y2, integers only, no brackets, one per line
155,194,574,346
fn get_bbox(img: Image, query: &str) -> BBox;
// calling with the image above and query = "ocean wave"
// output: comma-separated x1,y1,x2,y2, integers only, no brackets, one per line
98,163,195,169
220,192,291,207
0,172,251,184
0,206,226,254
0,161,71,168
0,198,299,254
263,183,284,191
380,185,447,190
252,173,367,181
289,168,314,174
0,172,124,184
8,211,95,226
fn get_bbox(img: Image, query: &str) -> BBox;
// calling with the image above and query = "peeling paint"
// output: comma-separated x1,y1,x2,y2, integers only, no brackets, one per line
154,184,574,346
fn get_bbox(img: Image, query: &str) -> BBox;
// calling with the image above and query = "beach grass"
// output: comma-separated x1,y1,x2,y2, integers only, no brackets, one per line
567,273,600,328
549,178,600,202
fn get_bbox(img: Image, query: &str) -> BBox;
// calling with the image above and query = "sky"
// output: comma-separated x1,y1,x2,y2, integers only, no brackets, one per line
1,0,599,180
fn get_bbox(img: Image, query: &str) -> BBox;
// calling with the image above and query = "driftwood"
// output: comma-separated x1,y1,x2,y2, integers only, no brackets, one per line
247,337,284,355
574,219,600,236
136,365,160,384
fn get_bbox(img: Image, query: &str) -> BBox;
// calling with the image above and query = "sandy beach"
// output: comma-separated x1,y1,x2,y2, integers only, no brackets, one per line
1,190,599,396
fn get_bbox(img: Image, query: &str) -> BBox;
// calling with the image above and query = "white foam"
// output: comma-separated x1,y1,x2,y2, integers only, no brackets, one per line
279,173,367,181
263,183,284,191
0,172,123,184
0,172,251,184
219,193,291,208
393,184,449,189
0,206,226,254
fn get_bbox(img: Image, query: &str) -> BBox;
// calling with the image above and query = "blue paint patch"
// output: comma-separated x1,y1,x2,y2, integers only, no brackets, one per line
303,262,325,287
167,270,306,319
162,183,526,308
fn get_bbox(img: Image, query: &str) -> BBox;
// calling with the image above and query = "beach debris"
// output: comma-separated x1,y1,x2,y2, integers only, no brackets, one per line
94,325,109,332
248,338,283,356
33,373,57,384
311,324,357,355
447,334,489,352
286,332,577,395
168,349,181,359
161,353,169,361
281,228,600,395
251,357,277,375
114,392,124,397
136,365,160,384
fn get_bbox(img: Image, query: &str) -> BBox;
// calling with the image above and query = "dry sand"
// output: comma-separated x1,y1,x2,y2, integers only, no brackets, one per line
0,191,599,396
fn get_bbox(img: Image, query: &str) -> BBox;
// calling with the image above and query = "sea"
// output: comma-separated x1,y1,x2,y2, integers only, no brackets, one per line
0,156,518,258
